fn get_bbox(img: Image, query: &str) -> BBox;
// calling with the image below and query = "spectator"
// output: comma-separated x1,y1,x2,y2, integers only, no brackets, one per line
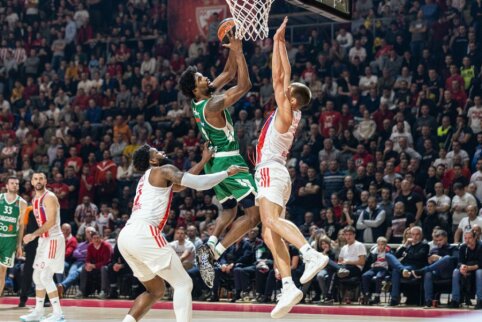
386,226,429,306
100,239,134,299
411,229,458,307
356,196,387,243
452,182,478,233
79,231,112,298
57,227,95,298
450,230,482,309
455,205,482,243
169,227,196,270
361,237,390,305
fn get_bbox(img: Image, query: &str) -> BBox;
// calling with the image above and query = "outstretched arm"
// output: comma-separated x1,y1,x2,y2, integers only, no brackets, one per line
272,17,293,133
173,142,214,192
205,37,252,113
158,163,248,191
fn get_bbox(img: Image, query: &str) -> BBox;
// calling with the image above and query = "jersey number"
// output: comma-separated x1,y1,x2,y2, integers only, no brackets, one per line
3,206,12,215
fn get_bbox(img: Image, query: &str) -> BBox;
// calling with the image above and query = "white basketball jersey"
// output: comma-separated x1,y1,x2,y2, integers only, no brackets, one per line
256,109,301,167
130,168,173,229
33,190,62,238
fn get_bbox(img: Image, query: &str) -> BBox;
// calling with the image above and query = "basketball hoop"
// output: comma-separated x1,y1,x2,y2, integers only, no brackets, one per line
225,0,275,41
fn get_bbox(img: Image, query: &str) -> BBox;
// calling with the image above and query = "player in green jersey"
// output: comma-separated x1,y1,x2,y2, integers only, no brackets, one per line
179,34,260,290
0,177,27,296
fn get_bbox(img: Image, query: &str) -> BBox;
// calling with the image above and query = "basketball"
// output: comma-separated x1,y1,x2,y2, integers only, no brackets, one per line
217,17,236,44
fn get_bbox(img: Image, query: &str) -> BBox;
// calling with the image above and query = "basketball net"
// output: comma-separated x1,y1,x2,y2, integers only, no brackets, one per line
225,0,275,41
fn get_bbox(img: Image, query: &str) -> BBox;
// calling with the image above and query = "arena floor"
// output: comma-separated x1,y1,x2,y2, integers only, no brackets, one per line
1,298,479,322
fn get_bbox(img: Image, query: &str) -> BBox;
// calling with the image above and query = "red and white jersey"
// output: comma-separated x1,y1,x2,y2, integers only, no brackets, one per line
256,109,301,168
33,190,62,239
130,168,173,230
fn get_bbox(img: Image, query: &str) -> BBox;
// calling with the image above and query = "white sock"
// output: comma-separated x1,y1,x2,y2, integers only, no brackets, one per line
207,236,218,247
122,314,137,322
282,276,294,288
35,296,45,313
299,243,313,257
214,243,226,260
50,296,62,314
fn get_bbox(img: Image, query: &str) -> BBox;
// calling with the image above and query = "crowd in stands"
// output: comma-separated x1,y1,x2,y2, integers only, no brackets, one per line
2,0,482,310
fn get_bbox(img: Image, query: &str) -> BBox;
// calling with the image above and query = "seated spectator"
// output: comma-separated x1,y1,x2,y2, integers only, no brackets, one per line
169,227,195,270
386,226,429,306
57,227,95,298
311,235,337,303
79,231,112,298
186,225,203,250
450,229,482,309
257,241,302,303
410,229,458,307
209,238,252,302
100,236,136,299
232,228,264,302
333,226,367,280
361,237,390,305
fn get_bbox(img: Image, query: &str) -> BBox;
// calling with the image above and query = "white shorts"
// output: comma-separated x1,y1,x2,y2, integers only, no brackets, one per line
33,235,65,273
255,162,291,215
118,220,174,282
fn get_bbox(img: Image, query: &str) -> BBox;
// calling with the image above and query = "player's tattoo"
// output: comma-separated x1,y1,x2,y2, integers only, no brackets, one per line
205,94,226,113
158,164,185,185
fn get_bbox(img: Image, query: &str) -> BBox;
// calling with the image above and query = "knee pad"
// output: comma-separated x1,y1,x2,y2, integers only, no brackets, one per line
40,269,57,294
239,193,255,209
221,198,237,210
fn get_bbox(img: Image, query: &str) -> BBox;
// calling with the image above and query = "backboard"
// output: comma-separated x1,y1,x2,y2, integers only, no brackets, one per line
285,0,352,22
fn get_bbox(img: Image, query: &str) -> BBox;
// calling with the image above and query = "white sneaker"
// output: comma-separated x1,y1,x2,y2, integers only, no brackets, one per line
42,313,65,322
20,310,44,322
270,284,303,319
300,251,329,284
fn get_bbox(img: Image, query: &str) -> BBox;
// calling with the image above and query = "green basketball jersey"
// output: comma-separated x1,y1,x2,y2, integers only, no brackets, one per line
0,193,22,238
191,98,239,153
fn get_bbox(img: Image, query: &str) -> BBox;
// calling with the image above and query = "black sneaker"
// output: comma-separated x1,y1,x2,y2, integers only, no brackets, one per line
108,289,119,299
449,300,460,308
389,299,399,307
424,300,432,308
196,244,215,289
368,296,380,305
475,300,482,310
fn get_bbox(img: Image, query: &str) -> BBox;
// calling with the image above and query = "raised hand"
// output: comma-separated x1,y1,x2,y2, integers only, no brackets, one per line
222,35,243,53
274,16,288,42
226,165,249,176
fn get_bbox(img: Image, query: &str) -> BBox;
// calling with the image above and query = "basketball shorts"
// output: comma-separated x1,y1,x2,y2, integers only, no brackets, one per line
255,162,291,217
0,236,17,268
118,220,174,282
33,235,65,273
204,154,257,204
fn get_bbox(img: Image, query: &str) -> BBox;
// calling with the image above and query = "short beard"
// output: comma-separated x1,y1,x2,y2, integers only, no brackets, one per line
207,84,216,95
35,185,45,191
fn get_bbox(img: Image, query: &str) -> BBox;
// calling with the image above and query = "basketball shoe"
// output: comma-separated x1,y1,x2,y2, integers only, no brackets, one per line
42,312,65,322
271,283,303,318
196,244,215,288
300,250,329,284
20,309,44,322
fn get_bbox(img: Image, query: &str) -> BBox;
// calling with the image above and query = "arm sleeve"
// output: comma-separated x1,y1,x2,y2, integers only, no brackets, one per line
180,171,229,191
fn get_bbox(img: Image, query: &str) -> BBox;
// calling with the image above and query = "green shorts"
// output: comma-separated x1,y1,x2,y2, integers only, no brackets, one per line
0,236,17,268
204,154,257,204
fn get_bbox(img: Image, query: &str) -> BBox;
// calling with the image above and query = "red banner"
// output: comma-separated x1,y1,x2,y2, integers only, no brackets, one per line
167,0,230,43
